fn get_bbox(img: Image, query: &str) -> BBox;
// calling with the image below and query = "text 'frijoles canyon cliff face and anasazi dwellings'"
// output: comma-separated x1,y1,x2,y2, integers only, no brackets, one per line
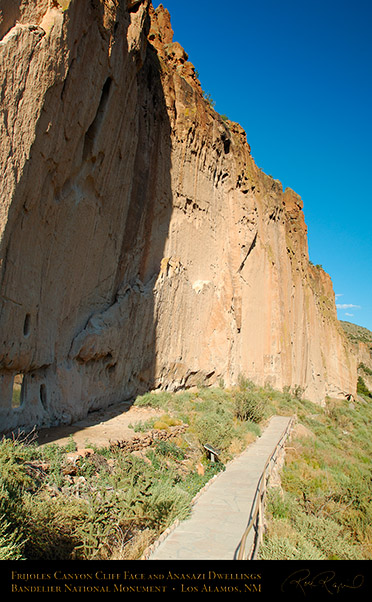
0,0,368,433
10,569,262,593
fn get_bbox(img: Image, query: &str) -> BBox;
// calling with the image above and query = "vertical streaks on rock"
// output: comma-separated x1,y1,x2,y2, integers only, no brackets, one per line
0,1,357,433
0,0,172,430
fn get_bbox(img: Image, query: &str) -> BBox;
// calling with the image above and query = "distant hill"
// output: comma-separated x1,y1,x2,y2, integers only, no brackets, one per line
341,321,372,400
340,321,372,347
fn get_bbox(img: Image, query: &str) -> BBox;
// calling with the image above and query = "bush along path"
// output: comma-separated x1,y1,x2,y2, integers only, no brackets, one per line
0,379,371,560
144,415,295,560
258,393,372,560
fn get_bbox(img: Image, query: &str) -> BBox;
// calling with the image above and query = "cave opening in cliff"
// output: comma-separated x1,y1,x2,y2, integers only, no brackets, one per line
221,132,231,154
39,383,47,410
11,374,24,408
23,313,31,337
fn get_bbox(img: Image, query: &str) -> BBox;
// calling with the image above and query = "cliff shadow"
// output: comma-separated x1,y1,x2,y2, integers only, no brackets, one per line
0,1,174,434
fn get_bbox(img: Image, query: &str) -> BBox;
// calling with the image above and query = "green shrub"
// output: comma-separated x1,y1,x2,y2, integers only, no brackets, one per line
202,90,216,108
260,393,372,560
233,390,266,423
265,488,299,520
153,440,185,461
192,404,234,451
237,374,256,391
0,515,25,560
259,530,324,560
359,362,372,377
260,485,365,560
134,391,173,410
357,376,372,399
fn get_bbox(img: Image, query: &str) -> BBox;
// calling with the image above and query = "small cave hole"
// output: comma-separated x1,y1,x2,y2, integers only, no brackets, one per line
23,313,31,337
223,137,231,154
40,384,47,409
12,374,24,408
221,132,231,154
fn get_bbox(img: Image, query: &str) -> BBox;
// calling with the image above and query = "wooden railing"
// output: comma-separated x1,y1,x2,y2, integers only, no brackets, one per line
235,415,296,560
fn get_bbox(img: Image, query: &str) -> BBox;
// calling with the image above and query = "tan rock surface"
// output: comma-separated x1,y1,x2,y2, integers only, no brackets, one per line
0,1,357,433
341,321,372,393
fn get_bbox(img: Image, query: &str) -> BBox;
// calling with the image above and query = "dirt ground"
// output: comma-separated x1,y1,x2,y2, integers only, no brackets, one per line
36,400,163,450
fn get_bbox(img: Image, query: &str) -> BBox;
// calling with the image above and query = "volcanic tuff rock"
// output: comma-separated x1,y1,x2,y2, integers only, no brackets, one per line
341,321,372,394
0,0,357,432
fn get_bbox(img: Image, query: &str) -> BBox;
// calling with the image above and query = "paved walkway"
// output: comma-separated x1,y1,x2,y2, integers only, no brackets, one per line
146,415,293,561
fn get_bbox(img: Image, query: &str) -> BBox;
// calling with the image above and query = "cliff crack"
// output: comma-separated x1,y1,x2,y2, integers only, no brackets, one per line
238,232,257,272
82,76,112,160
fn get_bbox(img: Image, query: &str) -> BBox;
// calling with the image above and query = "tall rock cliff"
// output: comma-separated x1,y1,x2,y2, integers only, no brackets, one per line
0,0,357,432
341,322,372,394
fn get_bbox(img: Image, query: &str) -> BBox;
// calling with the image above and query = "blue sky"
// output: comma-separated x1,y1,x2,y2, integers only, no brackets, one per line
153,0,372,332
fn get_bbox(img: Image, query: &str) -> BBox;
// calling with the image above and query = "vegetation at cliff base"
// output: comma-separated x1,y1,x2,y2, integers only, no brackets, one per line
0,383,266,560
357,375,372,400
259,388,372,560
0,379,371,560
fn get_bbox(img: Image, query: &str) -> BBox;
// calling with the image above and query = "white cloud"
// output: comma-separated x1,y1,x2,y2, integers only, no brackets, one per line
335,293,343,298
336,303,361,310
345,312,354,317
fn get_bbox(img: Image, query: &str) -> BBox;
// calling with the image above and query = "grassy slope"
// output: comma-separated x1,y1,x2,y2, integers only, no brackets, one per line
340,320,372,347
340,320,372,399
0,382,266,560
259,391,372,560
1,379,371,560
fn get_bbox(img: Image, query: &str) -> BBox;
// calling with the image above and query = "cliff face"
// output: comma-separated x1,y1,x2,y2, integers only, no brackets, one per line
341,322,372,394
0,0,357,432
